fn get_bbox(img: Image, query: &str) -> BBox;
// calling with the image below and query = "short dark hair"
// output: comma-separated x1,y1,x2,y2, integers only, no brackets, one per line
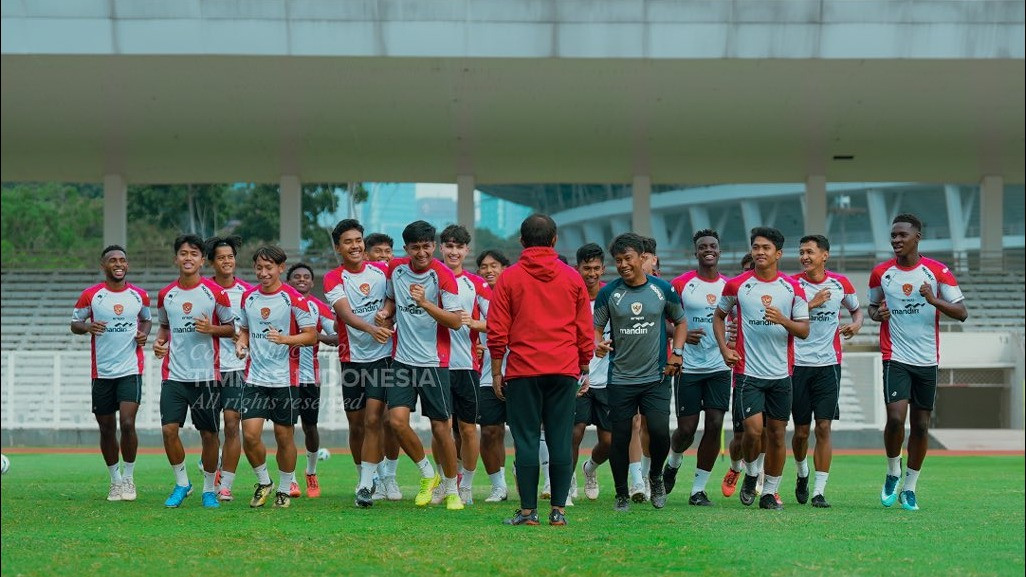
476,249,510,268
893,213,923,232
799,234,830,251
402,220,436,245
557,254,569,265
740,253,755,271
750,227,785,251
364,232,393,250
609,233,646,257
439,224,471,245
692,229,719,245
520,214,557,248
641,236,657,255
252,245,287,265
173,234,205,254
576,243,604,265
331,219,364,246
287,262,313,279
101,244,126,260
204,235,242,261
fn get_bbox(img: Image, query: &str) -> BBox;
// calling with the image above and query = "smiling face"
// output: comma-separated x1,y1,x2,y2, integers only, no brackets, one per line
750,236,782,274
799,241,828,275
440,241,470,273
694,236,720,270
890,222,920,260
101,250,128,284
477,255,505,287
405,240,435,271
175,243,204,278
614,248,647,285
576,258,605,290
336,229,365,268
210,245,236,278
287,267,313,296
366,243,393,264
254,256,285,291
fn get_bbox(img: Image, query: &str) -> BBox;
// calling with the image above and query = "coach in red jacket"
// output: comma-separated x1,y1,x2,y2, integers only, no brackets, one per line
487,213,594,526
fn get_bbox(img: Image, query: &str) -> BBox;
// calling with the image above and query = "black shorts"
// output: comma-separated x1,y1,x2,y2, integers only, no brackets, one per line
451,370,481,424
91,374,142,415
674,370,731,417
297,382,321,425
160,380,220,432
734,374,791,424
340,357,390,411
574,387,612,431
217,370,246,413
385,362,452,422
477,383,506,426
791,365,841,425
884,360,938,411
731,383,746,433
608,377,672,423
240,384,299,426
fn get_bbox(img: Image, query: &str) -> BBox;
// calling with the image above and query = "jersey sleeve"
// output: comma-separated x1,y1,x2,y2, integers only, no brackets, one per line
868,266,884,306
437,265,462,312
318,301,337,336
292,296,316,329
717,280,738,314
475,277,492,319
135,288,153,322
214,289,234,325
790,281,810,321
323,270,347,306
662,283,687,323
238,294,250,330
841,293,861,313
931,262,966,304
593,286,611,329
71,289,93,322
157,288,170,327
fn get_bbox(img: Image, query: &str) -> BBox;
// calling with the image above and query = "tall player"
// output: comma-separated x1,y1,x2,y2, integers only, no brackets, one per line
71,245,152,502
476,249,512,502
153,234,235,508
205,235,253,502
235,246,317,509
869,214,967,511
714,227,809,510
791,235,863,507
286,262,338,498
664,230,731,506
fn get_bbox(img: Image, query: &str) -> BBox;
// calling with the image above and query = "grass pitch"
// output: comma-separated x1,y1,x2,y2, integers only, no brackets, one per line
1,453,1023,576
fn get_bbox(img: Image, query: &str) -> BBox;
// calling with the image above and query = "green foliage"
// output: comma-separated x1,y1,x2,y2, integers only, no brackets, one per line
0,182,104,267
473,227,522,262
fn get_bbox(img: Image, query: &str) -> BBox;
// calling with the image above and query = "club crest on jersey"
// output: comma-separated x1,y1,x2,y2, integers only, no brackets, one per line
631,302,643,315
706,294,716,305
113,304,124,316
182,302,193,314
902,283,914,296
260,307,271,320
359,283,371,296
761,295,772,307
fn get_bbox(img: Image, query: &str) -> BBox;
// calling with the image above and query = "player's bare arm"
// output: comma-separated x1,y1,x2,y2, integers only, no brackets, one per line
920,282,969,322
71,319,107,336
840,307,865,339
409,283,462,330
194,314,234,338
713,308,740,366
594,327,613,358
868,301,890,322
764,305,810,339
235,328,250,359
135,318,152,346
334,297,394,344
153,325,170,358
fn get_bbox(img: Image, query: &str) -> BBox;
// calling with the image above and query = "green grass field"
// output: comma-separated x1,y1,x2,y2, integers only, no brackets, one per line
1,453,1023,576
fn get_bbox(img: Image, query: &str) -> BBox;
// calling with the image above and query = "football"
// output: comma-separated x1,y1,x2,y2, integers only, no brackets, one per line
317,448,331,461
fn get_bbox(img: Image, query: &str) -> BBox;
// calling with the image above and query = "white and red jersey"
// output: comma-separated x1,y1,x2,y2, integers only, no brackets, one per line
589,293,610,389
297,294,337,384
239,284,316,387
794,271,860,367
386,257,461,368
718,271,809,379
72,283,151,379
323,261,392,363
210,276,254,374
672,271,730,374
449,271,492,371
869,257,964,366
157,278,234,382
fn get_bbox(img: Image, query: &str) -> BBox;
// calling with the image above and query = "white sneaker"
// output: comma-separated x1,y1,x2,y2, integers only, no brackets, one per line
540,478,552,499
383,476,403,501
371,479,387,501
570,473,579,499
485,485,509,503
430,481,446,505
629,481,647,503
756,470,765,496
106,481,123,502
459,486,473,505
120,477,137,501
583,462,600,500
565,493,574,507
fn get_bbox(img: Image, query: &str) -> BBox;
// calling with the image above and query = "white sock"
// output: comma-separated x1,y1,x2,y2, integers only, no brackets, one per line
641,455,651,478
253,463,271,485
488,469,505,489
108,463,123,484
813,471,829,496
359,462,378,490
904,468,920,492
172,461,189,487
795,458,810,478
123,461,135,479
763,474,781,495
460,468,476,490
629,461,643,486
691,469,711,495
755,453,766,471
306,451,318,475
667,451,684,469
887,456,902,477
584,458,598,476
539,439,550,483
220,470,236,491
384,458,399,478
416,457,435,479
731,459,744,473
457,459,465,476
278,470,295,494
442,475,458,495
203,469,217,493
745,460,760,478
377,461,388,479
354,462,361,479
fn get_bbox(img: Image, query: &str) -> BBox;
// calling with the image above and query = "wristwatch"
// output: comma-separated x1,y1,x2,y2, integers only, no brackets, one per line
671,347,684,357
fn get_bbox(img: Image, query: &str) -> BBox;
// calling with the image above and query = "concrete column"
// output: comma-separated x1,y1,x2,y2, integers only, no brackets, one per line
866,189,894,260
979,175,1004,271
740,200,762,235
610,216,631,237
688,206,711,234
558,226,584,256
582,221,605,249
457,175,476,235
279,175,302,256
804,175,827,236
651,213,670,253
944,185,968,271
632,175,652,238
103,174,127,248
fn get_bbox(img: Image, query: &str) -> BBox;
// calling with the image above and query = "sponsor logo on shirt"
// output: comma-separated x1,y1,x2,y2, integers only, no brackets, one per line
810,310,836,322
113,304,124,316
692,312,713,324
892,302,927,315
398,304,425,315
619,321,656,335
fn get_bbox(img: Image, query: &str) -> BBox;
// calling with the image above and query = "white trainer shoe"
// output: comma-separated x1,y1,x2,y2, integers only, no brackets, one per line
459,486,473,505
107,481,123,502
120,477,137,501
485,485,509,503
383,476,403,501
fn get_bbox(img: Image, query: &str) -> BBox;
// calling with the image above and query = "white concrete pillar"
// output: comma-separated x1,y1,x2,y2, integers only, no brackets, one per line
979,175,1004,270
740,200,762,236
944,185,968,270
279,175,302,256
582,221,605,249
804,175,827,236
866,189,894,260
632,175,652,238
651,213,670,254
688,206,711,234
610,216,631,237
103,174,127,248
457,175,475,235
559,226,585,256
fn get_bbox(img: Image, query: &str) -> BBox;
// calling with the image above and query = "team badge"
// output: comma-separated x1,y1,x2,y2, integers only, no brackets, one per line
359,283,371,296
706,294,716,305
902,283,914,296
113,304,124,316
260,307,271,320
182,302,193,314
631,302,643,315
761,295,772,307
